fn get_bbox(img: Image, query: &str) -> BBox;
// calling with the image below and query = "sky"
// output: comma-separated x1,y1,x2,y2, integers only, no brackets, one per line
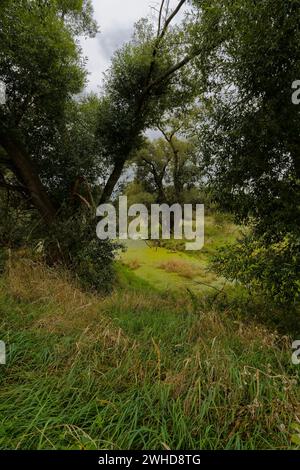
80,0,187,93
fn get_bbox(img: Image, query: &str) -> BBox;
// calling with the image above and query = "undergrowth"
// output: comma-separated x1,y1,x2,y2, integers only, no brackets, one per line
0,258,299,450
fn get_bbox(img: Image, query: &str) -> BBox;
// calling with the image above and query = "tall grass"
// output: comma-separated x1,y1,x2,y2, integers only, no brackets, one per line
0,258,299,450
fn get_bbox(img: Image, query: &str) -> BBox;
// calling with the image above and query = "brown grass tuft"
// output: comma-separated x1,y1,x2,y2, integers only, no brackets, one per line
158,259,200,279
123,259,141,270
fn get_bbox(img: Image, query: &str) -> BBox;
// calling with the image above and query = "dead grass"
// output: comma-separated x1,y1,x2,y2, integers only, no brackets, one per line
123,259,141,270
6,258,128,350
158,259,201,279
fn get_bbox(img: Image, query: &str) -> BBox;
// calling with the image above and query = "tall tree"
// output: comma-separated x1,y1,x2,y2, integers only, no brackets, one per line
135,135,200,205
0,0,97,221
96,0,212,203
192,0,300,303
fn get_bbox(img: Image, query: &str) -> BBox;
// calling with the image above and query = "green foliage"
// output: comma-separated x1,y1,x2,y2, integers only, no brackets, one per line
0,0,298,303
0,93,116,291
212,233,300,306
40,95,108,203
96,21,171,168
191,0,300,305
132,130,204,207
0,189,31,249
0,0,87,129
0,2,115,291
96,16,199,173
0,0,99,198
41,211,117,293
124,182,156,208
194,0,300,228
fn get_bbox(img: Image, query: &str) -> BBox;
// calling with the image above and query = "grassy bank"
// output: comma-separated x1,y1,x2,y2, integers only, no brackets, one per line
0,256,299,450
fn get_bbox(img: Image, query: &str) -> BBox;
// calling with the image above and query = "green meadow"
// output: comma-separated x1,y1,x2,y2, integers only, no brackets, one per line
0,214,299,450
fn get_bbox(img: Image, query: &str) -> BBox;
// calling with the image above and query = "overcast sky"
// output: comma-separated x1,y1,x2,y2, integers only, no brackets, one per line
80,0,187,93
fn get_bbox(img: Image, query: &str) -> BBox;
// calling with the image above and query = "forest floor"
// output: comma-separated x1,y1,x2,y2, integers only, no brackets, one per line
0,214,299,450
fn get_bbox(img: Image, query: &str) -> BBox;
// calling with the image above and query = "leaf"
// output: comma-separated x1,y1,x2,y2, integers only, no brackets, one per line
291,434,300,446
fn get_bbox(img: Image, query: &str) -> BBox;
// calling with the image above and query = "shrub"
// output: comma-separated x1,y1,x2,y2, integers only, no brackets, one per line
40,210,118,293
212,232,300,306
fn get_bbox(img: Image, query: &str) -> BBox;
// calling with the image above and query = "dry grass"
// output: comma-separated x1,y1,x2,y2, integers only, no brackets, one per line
123,258,141,270
6,258,128,350
163,310,300,432
158,259,201,279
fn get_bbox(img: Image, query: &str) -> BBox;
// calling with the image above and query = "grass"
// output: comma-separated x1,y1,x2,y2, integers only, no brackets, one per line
0,256,299,450
119,213,240,294
120,239,222,293
124,259,142,270
158,260,201,279
157,212,241,259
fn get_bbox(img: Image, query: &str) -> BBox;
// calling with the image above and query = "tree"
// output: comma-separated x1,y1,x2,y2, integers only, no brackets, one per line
192,0,300,303
0,1,118,290
0,0,97,222
39,95,108,207
135,134,200,205
96,0,212,204
135,139,171,204
0,0,215,222
156,108,202,202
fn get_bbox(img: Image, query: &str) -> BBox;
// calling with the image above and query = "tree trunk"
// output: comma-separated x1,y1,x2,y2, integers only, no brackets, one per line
152,171,168,204
0,130,56,223
157,183,168,205
171,143,183,202
99,158,127,205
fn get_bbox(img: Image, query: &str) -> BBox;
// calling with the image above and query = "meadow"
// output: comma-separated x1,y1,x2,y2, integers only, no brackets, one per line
0,215,299,450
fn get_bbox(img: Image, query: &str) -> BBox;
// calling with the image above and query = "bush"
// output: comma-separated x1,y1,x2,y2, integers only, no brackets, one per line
40,210,118,293
212,232,300,306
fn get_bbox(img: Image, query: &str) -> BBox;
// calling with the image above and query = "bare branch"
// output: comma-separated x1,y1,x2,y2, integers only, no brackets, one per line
159,0,186,42
146,0,187,92
157,123,182,142
157,0,166,36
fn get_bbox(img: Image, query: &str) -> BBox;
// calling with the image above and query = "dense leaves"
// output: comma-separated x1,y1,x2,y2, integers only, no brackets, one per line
0,0,115,290
191,0,300,304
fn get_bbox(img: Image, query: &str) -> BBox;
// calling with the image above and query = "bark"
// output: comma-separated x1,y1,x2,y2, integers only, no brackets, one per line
0,130,56,222
99,158,127,205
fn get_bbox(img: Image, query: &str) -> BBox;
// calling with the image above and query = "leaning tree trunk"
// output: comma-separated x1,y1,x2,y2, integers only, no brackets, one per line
99,158,127,205
0,130,56,223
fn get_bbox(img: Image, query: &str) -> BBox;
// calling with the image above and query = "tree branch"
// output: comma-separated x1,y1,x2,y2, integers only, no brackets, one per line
148,53,195,93
157,0,166,37
146,0,187,93
159,0,186,41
